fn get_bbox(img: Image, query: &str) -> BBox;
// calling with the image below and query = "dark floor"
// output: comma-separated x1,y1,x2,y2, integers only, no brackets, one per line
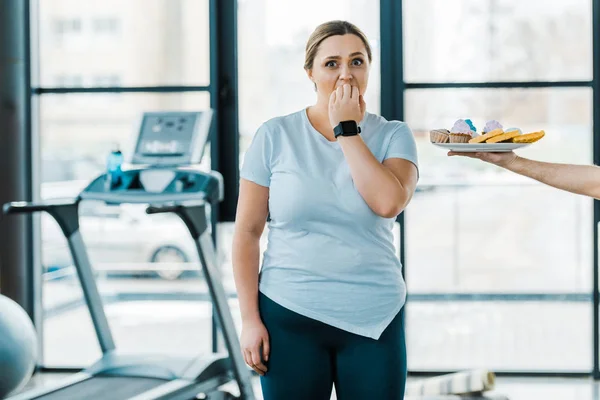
12,371,600,400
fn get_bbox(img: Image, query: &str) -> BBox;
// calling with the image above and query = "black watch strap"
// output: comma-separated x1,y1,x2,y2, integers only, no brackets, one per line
334,120,361,138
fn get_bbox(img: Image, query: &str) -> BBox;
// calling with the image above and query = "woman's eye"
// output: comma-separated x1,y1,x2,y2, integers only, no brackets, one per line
352,59,364,66
326,61,337,68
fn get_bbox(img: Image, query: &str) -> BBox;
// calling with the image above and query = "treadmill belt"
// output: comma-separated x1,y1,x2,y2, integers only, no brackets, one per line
36,376,168,400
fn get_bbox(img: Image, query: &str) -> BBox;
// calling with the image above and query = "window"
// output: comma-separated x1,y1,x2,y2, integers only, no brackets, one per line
403,0,592,82
406,87,593,368
92,17,120,35
402,0,594,372
92,74,122,87
53,18,82,36
38,2,213,367
39,92,213,367
39,1,210,86
53,74,83,87
237,0,381,158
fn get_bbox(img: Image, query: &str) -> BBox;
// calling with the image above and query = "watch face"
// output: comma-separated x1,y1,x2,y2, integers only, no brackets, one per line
341,121,359,133
334,120,360,138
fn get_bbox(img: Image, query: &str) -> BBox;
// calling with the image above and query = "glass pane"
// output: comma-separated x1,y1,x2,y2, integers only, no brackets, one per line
42,216,101,366
407,184,592,293
42,209,234,367
238,0,381,157
40,92,212,367
403,0,592,82
405,87,592,370
406,87,592,181
39,92,211,184
38,0,210,87
407,302,592,371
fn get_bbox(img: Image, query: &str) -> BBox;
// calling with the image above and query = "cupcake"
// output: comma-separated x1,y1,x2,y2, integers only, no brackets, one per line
465,119,477,135
449,119,473,143
430,128,450,143
469,120,504,143
482,120,503,134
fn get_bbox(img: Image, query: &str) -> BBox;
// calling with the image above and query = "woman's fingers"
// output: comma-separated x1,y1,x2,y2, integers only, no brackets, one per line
262,336,270,362
250,344,268,375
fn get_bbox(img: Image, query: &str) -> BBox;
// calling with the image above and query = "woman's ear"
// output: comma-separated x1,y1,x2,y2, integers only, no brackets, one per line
305,68,314,82
306,69,317,92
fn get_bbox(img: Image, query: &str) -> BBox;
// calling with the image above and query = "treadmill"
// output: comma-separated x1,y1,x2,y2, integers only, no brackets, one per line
3,112,255,400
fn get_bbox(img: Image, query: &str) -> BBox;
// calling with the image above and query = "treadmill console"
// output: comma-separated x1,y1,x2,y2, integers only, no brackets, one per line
131,111,213,166
80,168,224,205
81,109,222,205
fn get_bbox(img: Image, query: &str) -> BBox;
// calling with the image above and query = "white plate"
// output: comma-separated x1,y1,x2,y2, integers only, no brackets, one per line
432,142,531,153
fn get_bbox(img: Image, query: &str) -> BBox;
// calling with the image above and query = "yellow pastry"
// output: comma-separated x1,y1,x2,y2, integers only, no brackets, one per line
468,128,504,144
486,130,522,143
512,130,545,143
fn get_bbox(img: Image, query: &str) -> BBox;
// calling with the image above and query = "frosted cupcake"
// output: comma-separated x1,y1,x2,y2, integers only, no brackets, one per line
465,119,477,135
430,128,450,143
482,120,503,134
449,119,473,143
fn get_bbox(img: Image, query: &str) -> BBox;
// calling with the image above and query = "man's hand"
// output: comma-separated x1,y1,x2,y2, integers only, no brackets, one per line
448,150,518,168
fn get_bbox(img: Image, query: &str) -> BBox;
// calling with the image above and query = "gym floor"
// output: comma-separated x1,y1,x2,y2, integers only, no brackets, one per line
16,372,600,399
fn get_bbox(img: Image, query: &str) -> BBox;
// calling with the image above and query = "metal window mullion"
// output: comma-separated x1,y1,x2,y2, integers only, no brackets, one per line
592,0,600,381
33,85,211,94
405,81,593,89
208,0,239,354
381,0,406,277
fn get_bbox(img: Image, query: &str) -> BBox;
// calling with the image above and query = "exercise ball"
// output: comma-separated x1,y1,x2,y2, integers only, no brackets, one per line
0,294,37,398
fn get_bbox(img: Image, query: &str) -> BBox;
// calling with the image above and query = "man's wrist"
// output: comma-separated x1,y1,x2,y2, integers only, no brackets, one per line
502,154,522,171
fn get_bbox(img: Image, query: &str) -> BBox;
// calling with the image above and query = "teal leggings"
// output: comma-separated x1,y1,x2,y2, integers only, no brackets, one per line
258,292,407,400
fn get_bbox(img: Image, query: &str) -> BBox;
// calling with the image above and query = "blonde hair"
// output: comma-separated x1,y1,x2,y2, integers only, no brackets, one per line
304,20,373,70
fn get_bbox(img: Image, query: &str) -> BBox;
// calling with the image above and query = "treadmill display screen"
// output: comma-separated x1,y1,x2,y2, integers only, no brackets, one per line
131,111,212,166
139,139,183,156
137,115,194,156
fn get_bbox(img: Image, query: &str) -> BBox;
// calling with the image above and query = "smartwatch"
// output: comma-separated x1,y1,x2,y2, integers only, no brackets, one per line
333,120,361,139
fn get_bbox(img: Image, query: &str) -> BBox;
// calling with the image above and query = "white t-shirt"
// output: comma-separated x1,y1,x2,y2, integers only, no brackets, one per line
240,108,419,339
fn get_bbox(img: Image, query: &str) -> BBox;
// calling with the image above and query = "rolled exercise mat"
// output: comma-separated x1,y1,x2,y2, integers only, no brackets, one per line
405,395,509,400
405,369,496,396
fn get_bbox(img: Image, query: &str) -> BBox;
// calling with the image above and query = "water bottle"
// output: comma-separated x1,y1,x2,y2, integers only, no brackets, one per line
105,145,124,190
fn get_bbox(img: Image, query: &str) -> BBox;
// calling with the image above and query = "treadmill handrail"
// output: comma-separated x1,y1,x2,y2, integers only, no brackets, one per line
146,201,206,215
2,198,117,354
156,202,256,399
3,198,78,214
78,191,208,204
